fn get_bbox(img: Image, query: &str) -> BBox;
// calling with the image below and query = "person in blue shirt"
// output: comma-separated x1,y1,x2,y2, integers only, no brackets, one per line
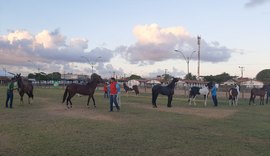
211,82,218,106
116,82,121,106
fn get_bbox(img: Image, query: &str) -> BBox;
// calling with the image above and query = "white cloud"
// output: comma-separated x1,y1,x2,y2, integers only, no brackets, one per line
0,29,114,75
120,23,234,64
34,29,66,49
5,30,33,44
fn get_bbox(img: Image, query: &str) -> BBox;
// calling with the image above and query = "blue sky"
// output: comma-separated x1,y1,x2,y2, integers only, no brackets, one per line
0,0,270,78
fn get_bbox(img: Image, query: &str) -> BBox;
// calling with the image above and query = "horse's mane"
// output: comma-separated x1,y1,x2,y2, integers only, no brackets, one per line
86,73,102,85
166,78,178,88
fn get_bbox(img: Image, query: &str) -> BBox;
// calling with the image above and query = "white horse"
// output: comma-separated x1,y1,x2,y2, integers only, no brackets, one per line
188,83,212,106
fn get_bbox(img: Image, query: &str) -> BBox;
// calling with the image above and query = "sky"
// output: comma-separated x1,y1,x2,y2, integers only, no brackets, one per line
0,0,269,78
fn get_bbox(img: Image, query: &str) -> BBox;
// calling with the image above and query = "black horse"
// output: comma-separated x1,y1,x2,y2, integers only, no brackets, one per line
14,74,34,104
62,73,103,109
123,83,139,95
152,78,179,108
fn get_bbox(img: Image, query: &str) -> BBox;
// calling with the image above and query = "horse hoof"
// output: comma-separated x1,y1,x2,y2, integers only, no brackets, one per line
152,105,157,108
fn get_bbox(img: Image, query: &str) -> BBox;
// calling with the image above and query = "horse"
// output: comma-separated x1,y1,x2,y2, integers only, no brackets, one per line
62,73,103,109
249,86,267,105
123,83,139,95
188,83,212,106
14,74,34,104
228,84,240,106
152,77,179,108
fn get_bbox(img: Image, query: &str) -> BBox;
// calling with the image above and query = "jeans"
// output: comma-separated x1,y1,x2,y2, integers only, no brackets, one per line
110,94,120,111
6,91,14,108
212,95,218,106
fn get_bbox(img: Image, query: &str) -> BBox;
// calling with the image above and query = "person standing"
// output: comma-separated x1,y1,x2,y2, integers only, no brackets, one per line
6,78,16,109
103,82,108,98
211,82,218,106
116,82,121,106
109,78,120,112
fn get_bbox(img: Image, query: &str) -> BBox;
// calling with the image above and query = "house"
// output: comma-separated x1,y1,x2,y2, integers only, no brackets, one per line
222,78,264,88
178,79,208,88
239,79,264,88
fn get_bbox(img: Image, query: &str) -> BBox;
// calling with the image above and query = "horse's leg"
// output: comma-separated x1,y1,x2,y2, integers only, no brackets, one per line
67,93,75,109
87,95,91,108
235,96,238,106
92,96,96,108
152,91,157,108
188,93,192,105
167,95,173,107
193,95,197,106
20,92,24,104
204,95,207,107
249,93,253,105
153,93,158,108
26,93,31,104
253,95,256,105
21,94,24,104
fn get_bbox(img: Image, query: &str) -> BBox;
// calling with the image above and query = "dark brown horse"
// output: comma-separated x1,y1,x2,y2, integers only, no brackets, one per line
62,73,103,108
249,86,266,105
14,74,34,104
123,83,139,95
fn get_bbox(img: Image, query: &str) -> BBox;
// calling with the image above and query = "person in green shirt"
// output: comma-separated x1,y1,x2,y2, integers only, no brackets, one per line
6,78,16,108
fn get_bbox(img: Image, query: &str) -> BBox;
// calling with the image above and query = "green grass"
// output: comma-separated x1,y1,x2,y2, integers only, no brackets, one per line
0,86,270,156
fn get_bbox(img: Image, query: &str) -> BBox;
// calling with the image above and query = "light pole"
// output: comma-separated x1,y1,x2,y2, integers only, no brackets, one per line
3,67,6,77
28,60,41,85
239,66,244,78
81,56,102,74
174,50,196,76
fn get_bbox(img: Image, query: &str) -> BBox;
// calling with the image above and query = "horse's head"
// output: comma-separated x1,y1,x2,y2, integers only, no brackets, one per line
205,82,213,89
172,77,180,82
90,73,103,83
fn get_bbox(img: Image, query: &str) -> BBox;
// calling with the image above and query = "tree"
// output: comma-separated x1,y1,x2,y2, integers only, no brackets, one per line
129,74,141,80
48,72,61,81
204,72,234,84
256,69,270,83
28,73,35,79
184,73,197,80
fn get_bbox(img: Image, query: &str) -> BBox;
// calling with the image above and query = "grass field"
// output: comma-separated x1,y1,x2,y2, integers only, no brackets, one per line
1,86,270,156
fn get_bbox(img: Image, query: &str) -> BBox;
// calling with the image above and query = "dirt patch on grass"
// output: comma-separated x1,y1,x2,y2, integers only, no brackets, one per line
132,104,238,119
51,106,121,122
45,103,123,123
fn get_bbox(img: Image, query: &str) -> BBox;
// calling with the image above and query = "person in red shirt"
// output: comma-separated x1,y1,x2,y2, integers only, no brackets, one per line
109,78,120,112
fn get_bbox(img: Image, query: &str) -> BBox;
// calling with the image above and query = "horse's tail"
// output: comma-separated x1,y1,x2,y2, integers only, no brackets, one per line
29,84,34,99
188,89,192,102
62,87,68,103
249,89,254,105
228,88,232,100
152,87,156,104
133,85,139,95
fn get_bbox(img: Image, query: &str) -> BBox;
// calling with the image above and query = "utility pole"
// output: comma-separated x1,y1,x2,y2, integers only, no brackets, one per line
197,35,201,80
